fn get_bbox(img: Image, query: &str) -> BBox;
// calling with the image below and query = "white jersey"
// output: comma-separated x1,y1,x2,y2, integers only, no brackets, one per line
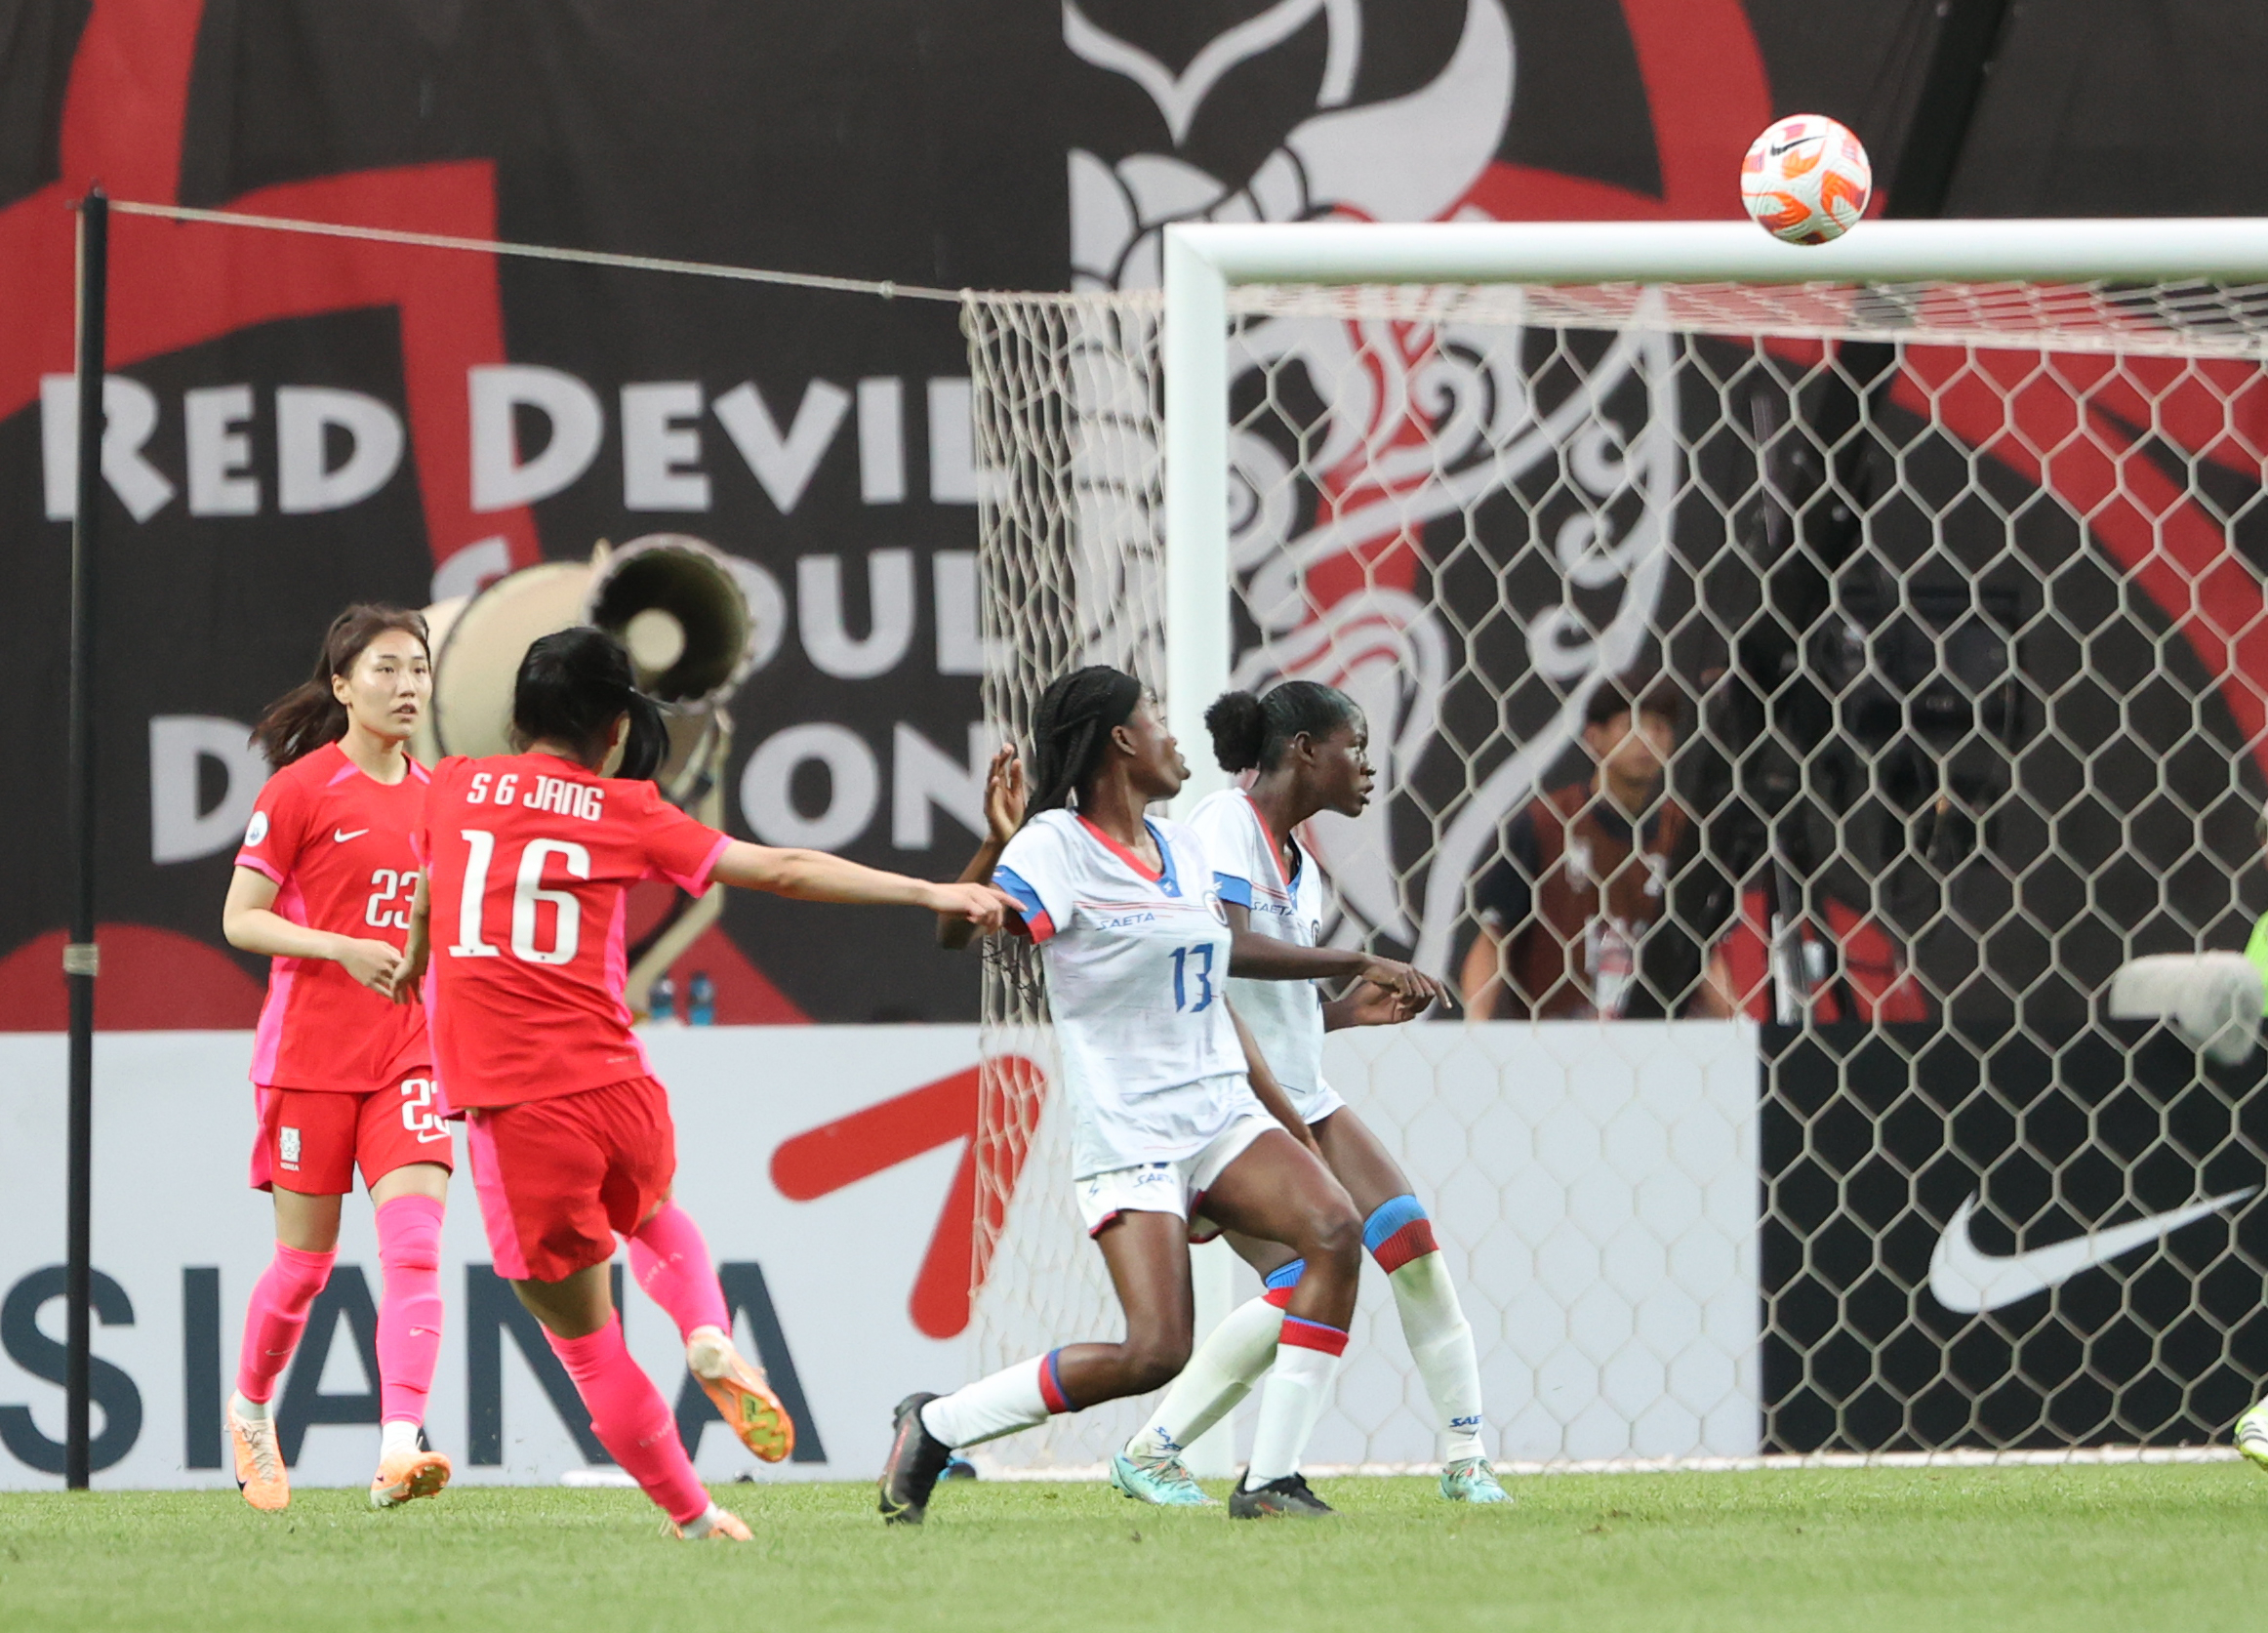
993,808,1257,1177
1188,788,1342,1123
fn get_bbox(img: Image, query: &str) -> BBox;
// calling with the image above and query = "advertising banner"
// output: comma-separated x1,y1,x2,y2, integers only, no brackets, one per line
0,1020,1761,1488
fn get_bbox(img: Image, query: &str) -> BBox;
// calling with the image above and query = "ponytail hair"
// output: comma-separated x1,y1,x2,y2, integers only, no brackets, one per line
511,627,669,780
1024,665,1144,821
1204,680,1358,773
250,603,430,770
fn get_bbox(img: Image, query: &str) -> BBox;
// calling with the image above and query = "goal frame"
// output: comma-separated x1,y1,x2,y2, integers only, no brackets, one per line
1157,215,2268,827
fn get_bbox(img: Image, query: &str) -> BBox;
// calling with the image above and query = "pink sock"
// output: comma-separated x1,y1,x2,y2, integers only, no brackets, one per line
628,1202,730,1342
547,1323,709,1525
235,1242,336,1405
375,1195,445,1428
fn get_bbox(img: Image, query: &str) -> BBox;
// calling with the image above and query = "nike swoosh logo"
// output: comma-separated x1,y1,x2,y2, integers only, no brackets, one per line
1928,1186,2256,1313
1769,137,1821,155
334,828,369,842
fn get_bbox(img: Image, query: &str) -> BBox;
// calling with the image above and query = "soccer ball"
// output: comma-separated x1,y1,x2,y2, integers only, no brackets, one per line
1740,115,1871,245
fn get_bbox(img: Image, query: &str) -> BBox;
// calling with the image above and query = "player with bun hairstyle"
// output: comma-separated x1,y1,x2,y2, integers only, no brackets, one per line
222,604,454,1513
1112,681,1505,1503
392,626,1006,1540
891,666,1366,1522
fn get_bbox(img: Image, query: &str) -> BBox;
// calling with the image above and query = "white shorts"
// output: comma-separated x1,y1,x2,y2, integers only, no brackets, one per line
1074,1113,1278,1242
1286,1079,1345,1126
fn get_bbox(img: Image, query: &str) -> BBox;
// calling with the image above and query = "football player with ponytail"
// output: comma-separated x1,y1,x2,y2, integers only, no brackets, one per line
886,666,1367,1523
394,627,1005,1540
221,605,454,1513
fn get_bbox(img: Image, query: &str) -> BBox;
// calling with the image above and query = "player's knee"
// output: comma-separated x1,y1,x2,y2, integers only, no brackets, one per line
1117,1329,1192,1394
1303,1195,1363,1274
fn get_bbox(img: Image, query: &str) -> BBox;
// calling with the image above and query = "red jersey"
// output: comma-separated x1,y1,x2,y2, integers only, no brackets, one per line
233,742,432,1093
417,752,731,1108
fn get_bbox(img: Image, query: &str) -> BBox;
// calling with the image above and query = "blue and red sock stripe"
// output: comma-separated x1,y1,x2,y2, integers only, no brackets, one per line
1262,1257,1306,1309
1362,1194,1438,1275
1038,1347,1076,1413
1278,1315,1349,1357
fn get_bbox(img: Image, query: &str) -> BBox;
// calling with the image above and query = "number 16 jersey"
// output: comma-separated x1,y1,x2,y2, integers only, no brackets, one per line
992,808,1253,1178
418,752,731,1109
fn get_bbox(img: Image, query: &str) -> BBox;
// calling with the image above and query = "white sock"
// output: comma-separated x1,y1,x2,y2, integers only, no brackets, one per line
1389,1251,1487,1463
677,1502,725,1538
231,1391,270,1423
380,1419,421,1459
1125,1295,1283,1461
920,1353,1059,1449
1244,1324,1345,1486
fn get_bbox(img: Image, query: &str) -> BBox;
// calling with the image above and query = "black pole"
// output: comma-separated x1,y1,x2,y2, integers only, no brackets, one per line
64,186,107,1492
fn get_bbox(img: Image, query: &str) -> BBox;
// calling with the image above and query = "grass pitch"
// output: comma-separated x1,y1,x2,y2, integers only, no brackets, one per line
4,1465,2265,1631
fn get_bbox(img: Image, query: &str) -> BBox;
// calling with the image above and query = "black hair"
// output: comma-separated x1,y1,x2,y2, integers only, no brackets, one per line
510,627,668,780
1024,665,1144,820
1204,680,1359,774
1584,674,1682,731
251,604,429,769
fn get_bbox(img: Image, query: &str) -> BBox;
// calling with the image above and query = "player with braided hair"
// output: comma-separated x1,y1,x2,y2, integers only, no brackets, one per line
1113,681,1505,1504
888,666,1367,1521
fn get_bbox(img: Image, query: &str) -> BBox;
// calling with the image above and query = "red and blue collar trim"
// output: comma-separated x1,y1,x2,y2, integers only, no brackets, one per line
1076,814,1183,898
1241,791,1302,890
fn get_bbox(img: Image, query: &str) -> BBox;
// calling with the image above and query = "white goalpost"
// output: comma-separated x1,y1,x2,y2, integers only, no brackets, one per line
962,219,2268,1475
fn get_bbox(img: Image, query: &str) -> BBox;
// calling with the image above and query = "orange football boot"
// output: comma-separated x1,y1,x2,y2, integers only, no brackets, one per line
687,1327,794,1463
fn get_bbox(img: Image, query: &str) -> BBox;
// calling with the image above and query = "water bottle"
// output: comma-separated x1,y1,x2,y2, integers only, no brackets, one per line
648,973,678,1025
688,970,715,1027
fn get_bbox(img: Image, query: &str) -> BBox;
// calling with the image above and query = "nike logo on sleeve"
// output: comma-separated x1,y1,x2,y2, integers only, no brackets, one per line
1928,1187,2256,1313
334,828,370,842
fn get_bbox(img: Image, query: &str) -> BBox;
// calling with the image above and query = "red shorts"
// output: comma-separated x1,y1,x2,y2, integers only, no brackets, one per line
465,1076,675,1284
251,1076,454,1196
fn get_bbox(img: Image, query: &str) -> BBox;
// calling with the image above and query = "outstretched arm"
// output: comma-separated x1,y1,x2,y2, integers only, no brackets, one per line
940,744,1027,951
1221,902,1454,1016
710,840,1007,931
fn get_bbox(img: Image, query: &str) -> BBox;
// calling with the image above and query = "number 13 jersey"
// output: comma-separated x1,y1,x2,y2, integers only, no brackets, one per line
418,752,731,1109
992,809,1253,1178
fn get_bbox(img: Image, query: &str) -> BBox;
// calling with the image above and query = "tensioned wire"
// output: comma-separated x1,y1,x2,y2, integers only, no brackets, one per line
108,201,2268,355
107,198,972,305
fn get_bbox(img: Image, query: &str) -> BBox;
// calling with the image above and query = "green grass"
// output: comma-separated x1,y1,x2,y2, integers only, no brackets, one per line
4,1466,2266,1631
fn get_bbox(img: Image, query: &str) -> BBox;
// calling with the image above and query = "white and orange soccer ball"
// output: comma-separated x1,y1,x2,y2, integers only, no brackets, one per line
1740,115,1872,245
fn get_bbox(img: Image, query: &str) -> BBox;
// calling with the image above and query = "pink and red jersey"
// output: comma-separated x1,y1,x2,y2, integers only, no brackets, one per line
417,752,731,1109
233,742,432,1093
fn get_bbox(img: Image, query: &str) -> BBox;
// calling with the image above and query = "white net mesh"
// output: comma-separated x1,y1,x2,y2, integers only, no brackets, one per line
959,273,2268,1468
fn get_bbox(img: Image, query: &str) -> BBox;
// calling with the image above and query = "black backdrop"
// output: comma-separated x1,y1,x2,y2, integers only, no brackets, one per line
5,0,2268,1027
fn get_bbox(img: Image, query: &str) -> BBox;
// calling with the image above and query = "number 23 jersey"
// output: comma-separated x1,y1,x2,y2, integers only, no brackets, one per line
417,753,731,1109
233,741,431,1094
992,809,1252,1178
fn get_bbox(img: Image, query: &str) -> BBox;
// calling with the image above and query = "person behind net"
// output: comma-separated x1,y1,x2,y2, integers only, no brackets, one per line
391,627,1005,1539
1102,680,1507,1504
220,604,456,1514
1459,677,1727,1019
889,666,1368,1522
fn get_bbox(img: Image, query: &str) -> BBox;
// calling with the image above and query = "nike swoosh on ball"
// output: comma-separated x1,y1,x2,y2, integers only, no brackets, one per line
1927,1186,2255,1313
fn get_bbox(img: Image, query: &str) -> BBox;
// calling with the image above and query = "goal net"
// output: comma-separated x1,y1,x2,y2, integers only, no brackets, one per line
959,225,2268,1470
